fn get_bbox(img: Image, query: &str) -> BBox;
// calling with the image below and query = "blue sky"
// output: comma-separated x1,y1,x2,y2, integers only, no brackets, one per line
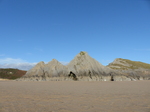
0,0,150,70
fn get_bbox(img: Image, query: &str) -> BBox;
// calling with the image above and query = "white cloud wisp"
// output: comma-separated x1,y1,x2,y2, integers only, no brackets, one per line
0,58,36,70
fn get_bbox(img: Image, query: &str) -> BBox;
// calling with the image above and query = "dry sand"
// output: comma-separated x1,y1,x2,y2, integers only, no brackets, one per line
0,79,9,81
0,80,150,112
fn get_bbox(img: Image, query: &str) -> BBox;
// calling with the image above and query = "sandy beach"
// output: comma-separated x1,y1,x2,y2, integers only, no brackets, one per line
0,79,9,81
0,80,150,112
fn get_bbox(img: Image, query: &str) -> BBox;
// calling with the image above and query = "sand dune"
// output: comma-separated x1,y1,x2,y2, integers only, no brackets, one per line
0,80,150,112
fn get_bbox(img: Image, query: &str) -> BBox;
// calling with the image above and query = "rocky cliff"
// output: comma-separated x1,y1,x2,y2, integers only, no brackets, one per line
17,52,150,81
107,58,150,80
66,51,130,81
17,59,70,81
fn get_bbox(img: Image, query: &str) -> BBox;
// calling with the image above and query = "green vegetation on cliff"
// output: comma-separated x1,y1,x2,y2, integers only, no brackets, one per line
108,58,150,70
0,68,26,80
79,51,86,55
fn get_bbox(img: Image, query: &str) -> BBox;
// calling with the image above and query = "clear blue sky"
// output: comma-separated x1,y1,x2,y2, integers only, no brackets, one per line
0,0,150,69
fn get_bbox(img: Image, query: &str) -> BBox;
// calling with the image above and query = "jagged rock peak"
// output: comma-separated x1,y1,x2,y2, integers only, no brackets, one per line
79,51,88,55
45,59,67,69
68,51,103,65
67,51,112,76
75,51,89,58
45,59,66,68
69,51,98,64
28,61,45,70
21,61,45,78
52,59,58,62
36,61,45,66
46,59,60,65
43,59,69,77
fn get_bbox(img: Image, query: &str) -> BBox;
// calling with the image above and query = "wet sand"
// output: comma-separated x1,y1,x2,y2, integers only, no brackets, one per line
0,80,150,112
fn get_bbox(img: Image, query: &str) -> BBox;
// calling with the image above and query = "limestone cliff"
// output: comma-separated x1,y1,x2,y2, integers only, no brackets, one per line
23,61,45,78
66,51,128,81
17,59,70,81
43,59,69,77
17,52,150,81
107,58,150,80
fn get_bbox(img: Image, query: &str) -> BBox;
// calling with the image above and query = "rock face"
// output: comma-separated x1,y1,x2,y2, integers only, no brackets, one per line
67,51,111,75
42,59,69,81
17,52,150,81
17,59,70,81
23,61,45,78
43,59,69,77
66,51,129,81
107,58,150,80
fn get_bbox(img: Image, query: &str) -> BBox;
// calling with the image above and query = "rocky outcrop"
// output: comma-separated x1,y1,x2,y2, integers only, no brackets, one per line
67,51,111,75
107,58,150,80
66,51,130,81
17,52,131,81
17,61,45,81
17,52,150,81
42,59,69,81
17,59,70,81
24,61,45,77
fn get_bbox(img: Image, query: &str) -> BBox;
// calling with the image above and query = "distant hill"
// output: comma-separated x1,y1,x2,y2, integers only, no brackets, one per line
107,58,150,80
0,68,27,80
107,58,150,70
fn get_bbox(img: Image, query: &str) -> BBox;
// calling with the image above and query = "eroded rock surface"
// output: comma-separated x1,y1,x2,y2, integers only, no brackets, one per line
107,58,150,80
17,52,150,81
17,59,70,81
66,51,129,81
